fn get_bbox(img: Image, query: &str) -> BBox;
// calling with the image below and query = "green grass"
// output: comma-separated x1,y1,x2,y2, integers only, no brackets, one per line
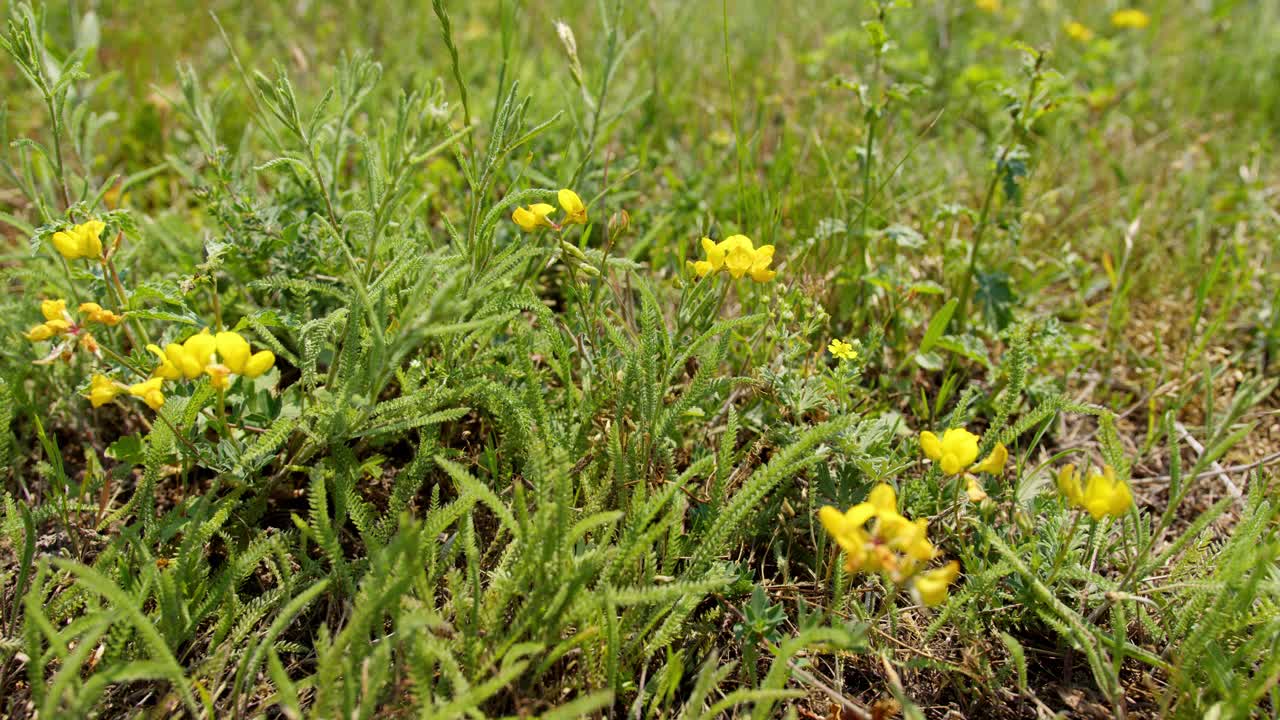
1,1,1279,718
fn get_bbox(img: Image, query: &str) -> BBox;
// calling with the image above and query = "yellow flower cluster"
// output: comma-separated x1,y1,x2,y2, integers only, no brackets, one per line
1057,464,1133,520
691,235,776,282
148,329,275,391
975,0,1000,13
512,189,588,232
828,339,857,361
820,484,960,606
24,300,124,343
87,374,166,411
919,427,1007,477
51,220,107,260
89,329,276,413
1111,8,1150,29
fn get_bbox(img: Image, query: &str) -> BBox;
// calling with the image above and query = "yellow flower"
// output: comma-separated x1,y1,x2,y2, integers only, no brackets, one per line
128,377,166,411
78,302,124,326
217,330,276,380
693,237,727,277
1064,20,1094,42
79,333,100,355
41,299,68,321
1082,465,1133,520
828,339,857,361
512,203,556,232
1111,9,1150,29
1056,464,1085,507
819,483,938,580
911,561,960,607
24,323,57,342
919,428,980,475
971,442,1008,475
87,374,123,408
558,189,588,225
50,220,106,260
748,244,777,282
975,0,1000,12
146,344,182,380
719,235,756,279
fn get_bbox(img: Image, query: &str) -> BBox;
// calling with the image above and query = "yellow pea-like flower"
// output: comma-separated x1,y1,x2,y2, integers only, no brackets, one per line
720,235,755,279
146,344,182,380
971,442,1008,475
920,428,980,475
912,561,960,607
215,331,252,375
558,189,588,225
87,374,123,408
41,299,67,321
50,220,106,260
512,203,556,232
24,324,56,342
748,244,777,282
1082,465,1133,520
1057,464,1085,507
128,377,166,411
242,350,276,378
79,302,124,326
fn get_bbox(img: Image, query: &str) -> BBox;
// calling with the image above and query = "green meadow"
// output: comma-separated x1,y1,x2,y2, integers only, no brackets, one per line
2,1,1279,717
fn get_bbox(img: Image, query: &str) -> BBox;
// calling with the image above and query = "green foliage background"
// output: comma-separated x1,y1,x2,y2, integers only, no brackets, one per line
1,1,1279,718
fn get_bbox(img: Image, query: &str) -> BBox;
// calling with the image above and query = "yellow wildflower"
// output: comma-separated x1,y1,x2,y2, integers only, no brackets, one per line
911,561,960,607
512,203,556,232
1056,464,1085,507
558,189,588,225
24,324,57,342
1082,465,1133,520
79,302,124,326
828,339,857,361
1111,9,1150,29
919,428,980,475
975,0,1000,12
1057,464,1133,520
1064,20,1094,42
50,220,106,260
819,483,938,582
216,331,276,378
693,237,727,277
153,330,217,380
41,299,68,321
87,374,123,408
748,244,777,282
721,235,755,279
971,442,1008,475
128,377,166,411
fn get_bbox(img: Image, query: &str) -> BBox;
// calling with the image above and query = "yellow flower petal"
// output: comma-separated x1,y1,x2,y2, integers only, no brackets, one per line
558,188,587,225
912,561,960,607
971,442,1008,475
243,350,276,378
920,431,942,461
215,331,251,375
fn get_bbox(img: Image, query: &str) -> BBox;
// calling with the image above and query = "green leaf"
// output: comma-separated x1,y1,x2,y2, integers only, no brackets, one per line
920,298,958,354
